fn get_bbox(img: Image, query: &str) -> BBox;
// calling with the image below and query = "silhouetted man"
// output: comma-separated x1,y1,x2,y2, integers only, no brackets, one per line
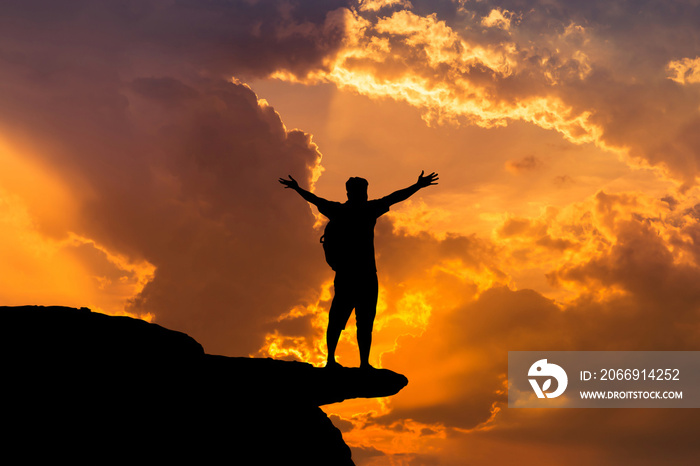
279,171,438,369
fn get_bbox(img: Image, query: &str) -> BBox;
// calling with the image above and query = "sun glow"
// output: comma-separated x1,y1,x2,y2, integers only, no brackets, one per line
0,139,155,319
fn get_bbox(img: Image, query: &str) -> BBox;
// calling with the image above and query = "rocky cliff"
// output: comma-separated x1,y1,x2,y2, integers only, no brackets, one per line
2,306,408,465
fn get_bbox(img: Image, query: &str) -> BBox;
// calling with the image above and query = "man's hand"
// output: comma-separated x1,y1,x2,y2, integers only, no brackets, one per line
417,170,439,188
279,175,327,207
279,175,300,190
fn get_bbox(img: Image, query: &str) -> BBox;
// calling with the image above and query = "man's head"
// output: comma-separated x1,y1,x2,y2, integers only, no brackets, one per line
346,177,369,202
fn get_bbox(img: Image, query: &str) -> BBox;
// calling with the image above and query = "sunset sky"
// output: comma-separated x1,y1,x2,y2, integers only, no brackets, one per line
2,0,700,464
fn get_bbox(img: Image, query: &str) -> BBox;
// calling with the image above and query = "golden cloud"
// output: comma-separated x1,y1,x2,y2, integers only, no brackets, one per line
273,7,606,148
667,56,700,85
481,8,513,31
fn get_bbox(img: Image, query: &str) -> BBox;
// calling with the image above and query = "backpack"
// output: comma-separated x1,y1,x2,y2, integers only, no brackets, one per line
320,220,344,271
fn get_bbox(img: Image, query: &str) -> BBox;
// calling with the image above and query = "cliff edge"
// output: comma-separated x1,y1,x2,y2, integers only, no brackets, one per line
1,306,408,465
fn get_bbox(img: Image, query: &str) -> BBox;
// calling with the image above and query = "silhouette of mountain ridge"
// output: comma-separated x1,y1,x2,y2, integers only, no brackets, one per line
2,305,408,464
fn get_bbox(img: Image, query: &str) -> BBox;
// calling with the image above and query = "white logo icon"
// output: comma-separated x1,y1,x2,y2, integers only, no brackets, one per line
528,359,568,398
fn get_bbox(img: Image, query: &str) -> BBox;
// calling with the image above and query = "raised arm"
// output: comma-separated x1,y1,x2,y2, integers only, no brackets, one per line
383,171,439,206
278,175,327,207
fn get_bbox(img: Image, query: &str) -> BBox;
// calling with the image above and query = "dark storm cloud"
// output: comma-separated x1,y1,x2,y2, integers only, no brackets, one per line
0,0,355,354
119,78,331,354
0,0,352,79
3,70,332,355
506,155,544,173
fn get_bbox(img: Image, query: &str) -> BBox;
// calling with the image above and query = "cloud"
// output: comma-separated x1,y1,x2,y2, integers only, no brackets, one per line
1,72,332,356
324,186,700,462
0,0,353,81
0,0,355,355
481,9,513,30
553,174,575,187
273,4,599,140
267,0,700,185
0,183,152,318
359,0,413,12
667,56,700,84
506,155,544,173
118,78,331,355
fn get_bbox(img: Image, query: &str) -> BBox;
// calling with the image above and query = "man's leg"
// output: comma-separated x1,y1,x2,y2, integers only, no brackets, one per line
326,273,354,367
356,273,379,369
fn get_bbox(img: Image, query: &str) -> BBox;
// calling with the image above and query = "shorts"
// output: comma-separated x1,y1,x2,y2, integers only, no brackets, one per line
328,270,379,332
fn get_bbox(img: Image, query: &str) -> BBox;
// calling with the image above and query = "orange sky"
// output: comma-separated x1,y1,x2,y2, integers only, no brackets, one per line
2,1,700,464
